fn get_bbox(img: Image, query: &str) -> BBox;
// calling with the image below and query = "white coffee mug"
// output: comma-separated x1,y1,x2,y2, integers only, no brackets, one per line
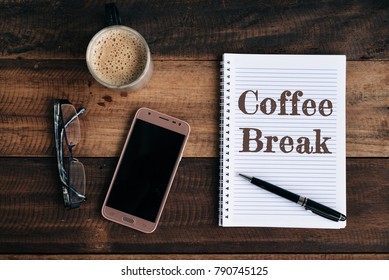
86,3,153,91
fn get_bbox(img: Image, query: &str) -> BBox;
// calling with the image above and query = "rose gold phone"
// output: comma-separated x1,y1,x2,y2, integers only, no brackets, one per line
102,108,190,233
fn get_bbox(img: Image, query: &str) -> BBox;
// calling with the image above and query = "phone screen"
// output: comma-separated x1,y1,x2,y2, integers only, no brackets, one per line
105,119,185,222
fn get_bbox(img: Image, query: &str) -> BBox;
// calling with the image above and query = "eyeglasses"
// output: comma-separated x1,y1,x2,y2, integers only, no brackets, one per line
54,99,86,209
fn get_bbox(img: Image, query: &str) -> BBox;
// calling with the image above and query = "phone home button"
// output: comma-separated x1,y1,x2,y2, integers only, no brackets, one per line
122,217,135,224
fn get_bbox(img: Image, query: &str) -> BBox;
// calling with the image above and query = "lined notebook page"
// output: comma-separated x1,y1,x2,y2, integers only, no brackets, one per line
219,54,346,228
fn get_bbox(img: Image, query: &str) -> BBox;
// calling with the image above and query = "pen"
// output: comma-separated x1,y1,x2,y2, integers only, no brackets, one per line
239,174,346,222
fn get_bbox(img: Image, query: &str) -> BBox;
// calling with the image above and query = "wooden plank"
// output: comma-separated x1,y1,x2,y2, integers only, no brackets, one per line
0,59,218,157
0,157,388,254
347,61,389,157
0,60,388,157
0,1,388,60
2,254,389,260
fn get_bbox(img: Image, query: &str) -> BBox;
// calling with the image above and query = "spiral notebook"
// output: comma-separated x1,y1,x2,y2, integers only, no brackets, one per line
219,54,346,228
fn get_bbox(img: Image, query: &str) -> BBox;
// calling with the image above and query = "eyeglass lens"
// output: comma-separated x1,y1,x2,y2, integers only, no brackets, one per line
69,160,86,204
61,104,81,146
60,103,86,206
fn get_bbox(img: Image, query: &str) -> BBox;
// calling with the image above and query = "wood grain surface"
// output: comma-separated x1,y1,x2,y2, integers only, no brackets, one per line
3,254,389,260
0,1,388,60
0,0,388,259
0,158,388,255
0,60,388,157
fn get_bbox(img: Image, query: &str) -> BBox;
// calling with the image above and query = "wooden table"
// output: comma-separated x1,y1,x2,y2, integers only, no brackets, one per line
0,0,388,260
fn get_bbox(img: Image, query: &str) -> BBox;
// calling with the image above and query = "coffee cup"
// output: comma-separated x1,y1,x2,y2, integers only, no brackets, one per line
86,3,153,91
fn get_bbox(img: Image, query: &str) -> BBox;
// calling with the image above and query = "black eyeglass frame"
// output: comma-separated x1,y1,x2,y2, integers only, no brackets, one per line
54,99,86,209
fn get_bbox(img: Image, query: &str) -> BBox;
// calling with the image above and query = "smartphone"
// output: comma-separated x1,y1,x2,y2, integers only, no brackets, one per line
102,108,190,233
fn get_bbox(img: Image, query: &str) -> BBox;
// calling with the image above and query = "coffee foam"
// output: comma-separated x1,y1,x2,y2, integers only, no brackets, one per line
89,28,148,86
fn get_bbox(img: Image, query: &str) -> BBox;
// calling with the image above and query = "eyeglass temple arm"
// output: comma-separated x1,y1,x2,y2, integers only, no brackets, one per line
64,108,86,128
54,106,67,184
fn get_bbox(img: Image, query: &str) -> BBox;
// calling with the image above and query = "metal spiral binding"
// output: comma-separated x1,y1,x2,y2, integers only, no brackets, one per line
219,58,231,225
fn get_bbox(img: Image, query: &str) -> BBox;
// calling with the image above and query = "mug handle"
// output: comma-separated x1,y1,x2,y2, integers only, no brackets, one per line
105,3,122,26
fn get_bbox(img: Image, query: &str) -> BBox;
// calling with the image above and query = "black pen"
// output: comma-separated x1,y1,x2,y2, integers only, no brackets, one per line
239,174,346,222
